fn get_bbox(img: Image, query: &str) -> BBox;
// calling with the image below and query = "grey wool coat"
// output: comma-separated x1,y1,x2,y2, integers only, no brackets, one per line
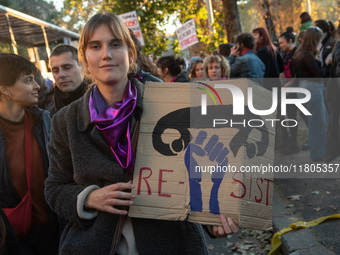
45,78,209,255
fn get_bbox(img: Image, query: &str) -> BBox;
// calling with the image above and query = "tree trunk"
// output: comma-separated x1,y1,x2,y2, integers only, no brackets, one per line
222,0,242,43
260,0,277,40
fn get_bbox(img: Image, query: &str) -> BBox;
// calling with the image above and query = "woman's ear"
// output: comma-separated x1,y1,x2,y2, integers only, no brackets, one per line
0,86,11,100
0,86,8,95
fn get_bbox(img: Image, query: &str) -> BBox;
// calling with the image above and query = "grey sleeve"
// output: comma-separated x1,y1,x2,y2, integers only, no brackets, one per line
77,185,100,220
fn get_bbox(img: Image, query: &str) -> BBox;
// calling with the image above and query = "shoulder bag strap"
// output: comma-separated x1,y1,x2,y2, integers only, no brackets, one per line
109,118,140,255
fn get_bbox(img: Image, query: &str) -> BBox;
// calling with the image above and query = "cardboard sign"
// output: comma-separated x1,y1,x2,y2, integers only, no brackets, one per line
119,10,145,46
129,79,275,230
175,19,199,50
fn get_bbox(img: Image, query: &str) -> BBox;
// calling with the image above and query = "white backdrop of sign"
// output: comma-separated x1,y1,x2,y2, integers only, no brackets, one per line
176,19,199,50
119,10,145,46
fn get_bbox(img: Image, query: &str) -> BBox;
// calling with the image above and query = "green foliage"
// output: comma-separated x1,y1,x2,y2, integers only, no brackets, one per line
60,0,184,56
1,0,60,23
61,0,229,56
0,0,61,56
0,0,18,9
0,42,29,58
176,0,227,54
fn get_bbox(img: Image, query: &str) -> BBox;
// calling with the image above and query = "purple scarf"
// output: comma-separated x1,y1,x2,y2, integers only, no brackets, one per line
89,81,137,173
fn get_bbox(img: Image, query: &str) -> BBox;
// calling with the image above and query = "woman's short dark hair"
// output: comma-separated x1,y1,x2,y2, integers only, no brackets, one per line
50,44,79,62
0,53,37,87
279,27,295,43
300,12,312,24
314,19,329,33
218,43,233,58
156,56,182,77
235,33,255,49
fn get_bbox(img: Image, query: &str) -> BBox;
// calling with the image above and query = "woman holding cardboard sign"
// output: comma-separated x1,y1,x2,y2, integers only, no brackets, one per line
45,12,238,255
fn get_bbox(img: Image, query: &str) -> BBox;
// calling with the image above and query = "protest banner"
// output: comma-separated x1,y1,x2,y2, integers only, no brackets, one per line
176,19,199,50
119,10,145,46
129,79,275,230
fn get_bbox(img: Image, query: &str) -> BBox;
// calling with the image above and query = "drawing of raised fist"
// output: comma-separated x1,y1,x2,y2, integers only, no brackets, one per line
184,130,230,215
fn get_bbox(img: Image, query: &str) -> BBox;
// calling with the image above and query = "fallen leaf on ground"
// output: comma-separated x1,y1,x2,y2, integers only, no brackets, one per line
329,205,337,211
288,195,302,200
239,244,256,250
256,233,272,240
207,244,214,250
248,230,258,236
314,207,323,211
226,241,233,248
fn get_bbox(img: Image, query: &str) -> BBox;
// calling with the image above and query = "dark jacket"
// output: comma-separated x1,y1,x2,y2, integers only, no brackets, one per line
0,106,59,251
46,80,89,117
138,69,163,84
257,47,284,78
320,32,333,77
0,208,22,255
282,46,297,79
45,79,208,255
174,72,189,82
228,50,265,78
292,50,323,79
0,105,51,208
332,41,340,78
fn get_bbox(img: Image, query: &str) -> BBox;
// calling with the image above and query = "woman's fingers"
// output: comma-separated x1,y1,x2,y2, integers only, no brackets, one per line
108,198,134,207
220,215,232,234
106,206,129,215
86,181,136,213
109,191,136,200
227,217,239,233
108,181,134,191
211,215,239,238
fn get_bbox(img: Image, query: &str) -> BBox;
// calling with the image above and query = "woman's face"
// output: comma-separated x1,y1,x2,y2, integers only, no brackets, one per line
5,73,40,107
252,32,261,44
278,37,288,51
208,61,222,80
85,24,130,87
195,62,204,79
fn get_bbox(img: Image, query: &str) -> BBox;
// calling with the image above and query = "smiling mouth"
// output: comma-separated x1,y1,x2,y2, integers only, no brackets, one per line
100,64,117,68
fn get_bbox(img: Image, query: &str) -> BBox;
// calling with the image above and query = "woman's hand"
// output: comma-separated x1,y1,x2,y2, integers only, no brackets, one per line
85,181,135,215
211,215,239,238
230,45,240,57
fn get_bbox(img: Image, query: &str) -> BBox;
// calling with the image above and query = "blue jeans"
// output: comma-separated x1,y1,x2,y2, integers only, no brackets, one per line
298,80,328,160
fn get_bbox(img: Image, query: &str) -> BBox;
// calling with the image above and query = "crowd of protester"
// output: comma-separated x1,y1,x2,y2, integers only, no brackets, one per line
0,9,340,255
